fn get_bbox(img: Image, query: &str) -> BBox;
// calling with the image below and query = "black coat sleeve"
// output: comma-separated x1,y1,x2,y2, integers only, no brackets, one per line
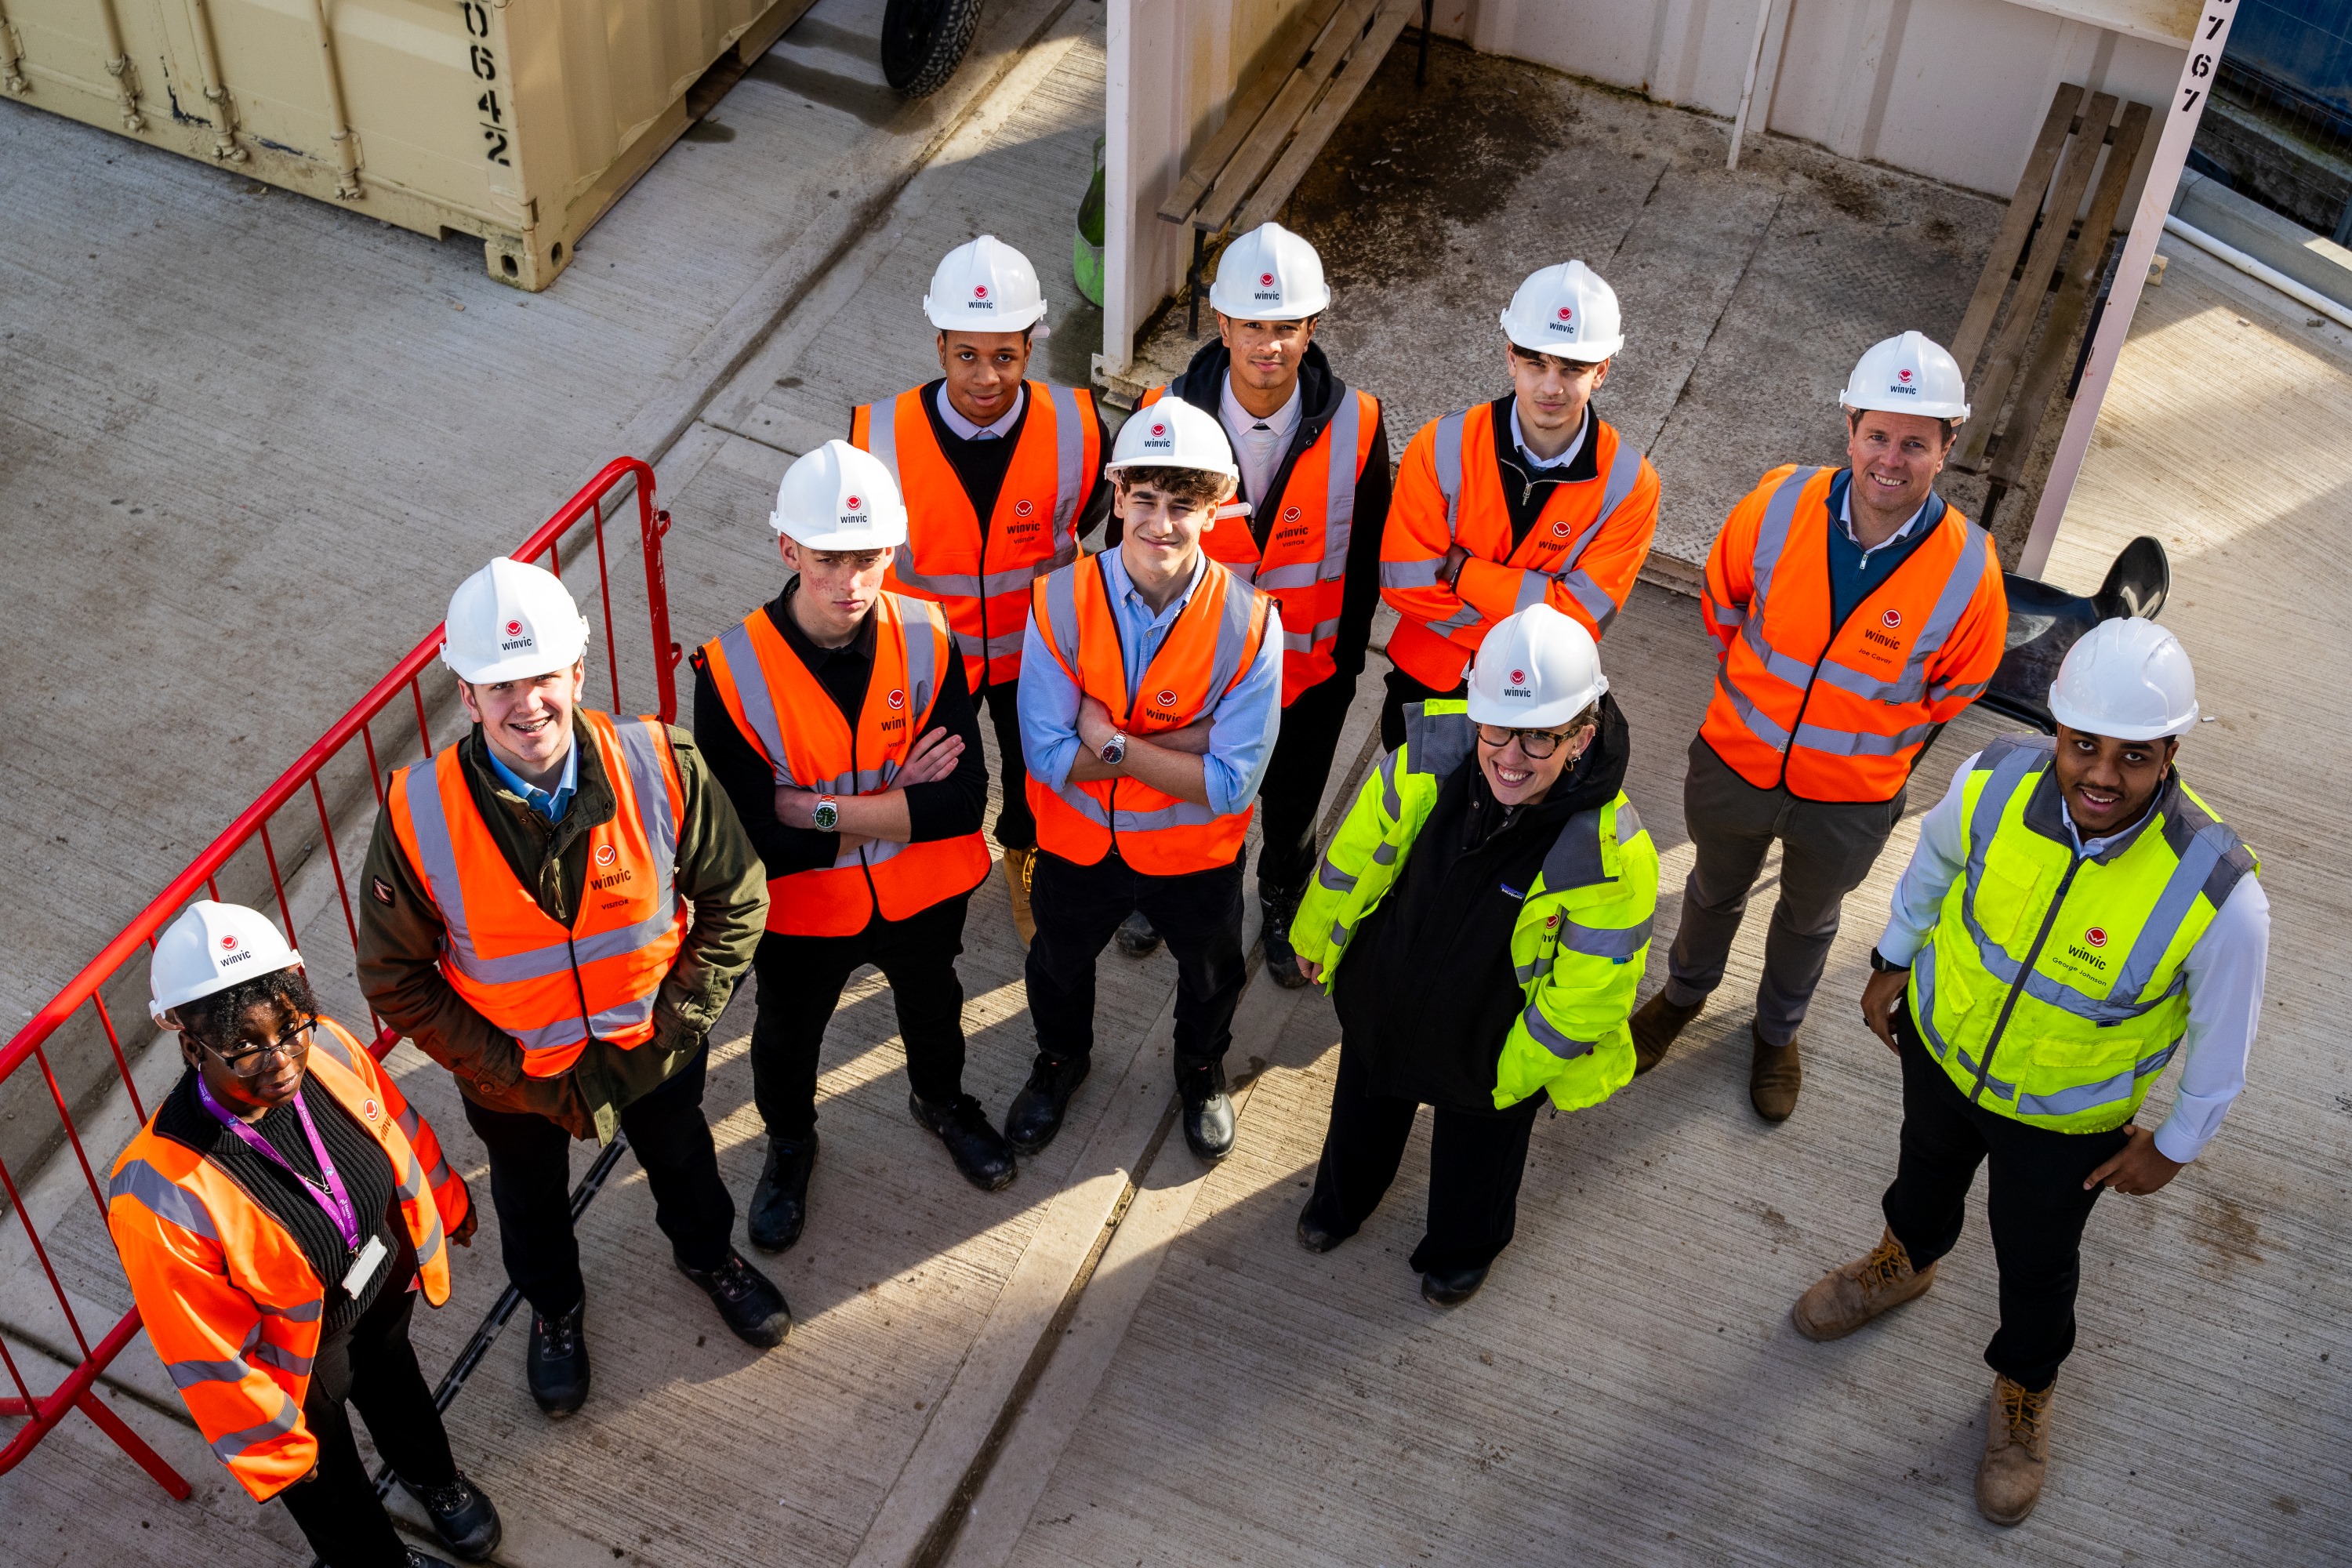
1333,407,1392,679
902,652,990,844
689,650,838,879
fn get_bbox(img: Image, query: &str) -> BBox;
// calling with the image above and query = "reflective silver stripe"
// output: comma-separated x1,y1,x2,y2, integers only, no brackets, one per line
1377,751,1403,819
1737,614,1818,689
1040,565,1081,672
1370,840,1399,866
1403,705,1474,780
717,621,792,784
253,1296,324,1323
956,627,1027,663
1514,960,1538,985
2014,1043,2180,1120
1705,597,1746,631
1714,666,1792,752
398,757,477,962
1512,570,1551,613
1050,783,1112,826
1432,409,1468,539
1613,800,1644,843
1519,1001,1596,1060
1748,466,1820,608
1281,617,1341,654
1111,799,1226,833
1539,804,1614,891
1381,560,1442,588
1914,942,1955,1062
168,1356,258,1390
1955,1039,2016,1100
393,1102,456,1192
1330,920,1352,948
1557,914,1653,961
1321,389,1361,583
1791,717,1938,757
862,395,904,489
398,1147,447,1269
248,1341,314,1377
1424,604,1482,635
1225,559,1260,587
612,718,681,884
110,1161,218,1240
304,1025,356,1075
1255,561,1324,590
1049,383,1087,539
209,1396,301,1465
1202,566,1264,701
1928,678,1988,703
1812,517,1993,705
895,566,985,598
895,595,943,764
1316,859,1357,894
1595,433,1646,525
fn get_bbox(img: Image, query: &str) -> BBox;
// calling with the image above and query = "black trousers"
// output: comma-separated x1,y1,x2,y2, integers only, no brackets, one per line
1025,847,1245,1091
978,677,1035,851
461,1044,735,1318
1254,665,1361,898
1882,1000,2132,1392
749,894,974,1140
1304,1038,1543,1275
1378,666,1466,753
277,1266,457,1568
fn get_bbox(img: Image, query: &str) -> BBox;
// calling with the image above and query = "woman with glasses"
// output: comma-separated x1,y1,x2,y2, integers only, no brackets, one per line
1287,605,1659,1306
107,902,498,1568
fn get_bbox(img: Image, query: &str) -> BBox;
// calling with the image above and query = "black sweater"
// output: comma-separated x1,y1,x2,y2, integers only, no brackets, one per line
1334,695,1632,1112
1489,394,1599,550
691,582,990,880
153,1066,406,1334
856,379,1114,564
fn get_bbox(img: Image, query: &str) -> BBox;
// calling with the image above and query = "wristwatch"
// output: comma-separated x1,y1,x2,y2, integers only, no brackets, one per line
1869,947,1909,974
1099,731,1127,766
811,796,840,832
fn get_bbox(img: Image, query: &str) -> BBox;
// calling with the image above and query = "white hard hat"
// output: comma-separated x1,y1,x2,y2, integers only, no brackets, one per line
1468,604,1609,730
441,557,590,685
1209,222,1331,320
1106,397,1238,481
924,234,1050,335
1498,260,1624,362
1840,331,1971,421
2047,616,2198,742
771,439,909,550
149,901,302,1027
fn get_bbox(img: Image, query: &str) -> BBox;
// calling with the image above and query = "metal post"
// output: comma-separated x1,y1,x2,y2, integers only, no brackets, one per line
307,0,364,198
1187,227,1207,336
95,0,144,129
187,0,248,161
1728,0,1776,171
1416,0,1432,88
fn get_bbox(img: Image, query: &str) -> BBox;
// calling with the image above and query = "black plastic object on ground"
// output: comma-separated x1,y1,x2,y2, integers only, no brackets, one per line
881,0,983,98
1976,535,2171,735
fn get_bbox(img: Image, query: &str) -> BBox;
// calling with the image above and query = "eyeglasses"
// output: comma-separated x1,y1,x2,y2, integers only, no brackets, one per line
199,1017,317,1076
1475,724,1592,760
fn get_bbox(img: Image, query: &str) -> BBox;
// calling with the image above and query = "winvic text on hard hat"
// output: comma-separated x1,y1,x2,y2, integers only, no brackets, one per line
441,557,591,686
1105,396,1240,481
148,901,301,1026
1498,261,1625,362
768,439,910,552
1209,223,1332,321
1839,331,1971,422
925,234,1051,337
1468,604,1610,731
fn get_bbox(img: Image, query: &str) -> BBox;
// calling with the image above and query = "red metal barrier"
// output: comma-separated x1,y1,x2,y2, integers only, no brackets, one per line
0,457,681,1498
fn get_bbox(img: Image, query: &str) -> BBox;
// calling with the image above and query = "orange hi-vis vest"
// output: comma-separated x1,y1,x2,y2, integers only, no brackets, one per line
107,1018,468,1502
698,592,990,937
852,379,1100,689
1025,554,1272,876
1700,465,2009,803
1380,403,1659,689
388,710,688,1076
1139,383,1379,706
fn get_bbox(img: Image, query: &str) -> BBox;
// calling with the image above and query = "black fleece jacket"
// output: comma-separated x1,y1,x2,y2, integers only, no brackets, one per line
1334,694,1632,1112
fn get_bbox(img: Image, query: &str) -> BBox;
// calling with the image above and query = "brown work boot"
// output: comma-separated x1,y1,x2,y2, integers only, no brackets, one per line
1629,991,1703,1074
1976,1374,2055,1526
1001,846,1036,946
1748,1023,1802,1120
1791,1227,1938,1341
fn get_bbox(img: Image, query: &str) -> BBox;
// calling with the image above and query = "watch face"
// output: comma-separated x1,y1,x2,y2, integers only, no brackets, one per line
1101,736,1125,765
813,801,838,831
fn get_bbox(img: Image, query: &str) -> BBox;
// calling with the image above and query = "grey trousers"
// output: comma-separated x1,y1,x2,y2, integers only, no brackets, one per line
1662,736,1907,1046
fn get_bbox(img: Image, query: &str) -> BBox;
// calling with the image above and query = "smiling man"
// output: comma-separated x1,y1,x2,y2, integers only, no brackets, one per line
359,557,783,1419
1631,332,2008,1121
1792,618,2267,1526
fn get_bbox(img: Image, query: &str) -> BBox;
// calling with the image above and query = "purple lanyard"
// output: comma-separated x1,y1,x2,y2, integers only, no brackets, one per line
198,1074,363,1256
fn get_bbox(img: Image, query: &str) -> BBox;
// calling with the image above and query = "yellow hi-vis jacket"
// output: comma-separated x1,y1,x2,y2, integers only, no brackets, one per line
1911,733,2259,1133
1290,701,1659,1111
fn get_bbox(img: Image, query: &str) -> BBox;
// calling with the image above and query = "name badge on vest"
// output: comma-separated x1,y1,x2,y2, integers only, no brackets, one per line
341,1234,388,1297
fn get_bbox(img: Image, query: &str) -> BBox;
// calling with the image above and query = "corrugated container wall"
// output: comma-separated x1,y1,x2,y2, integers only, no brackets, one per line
0,0,811,288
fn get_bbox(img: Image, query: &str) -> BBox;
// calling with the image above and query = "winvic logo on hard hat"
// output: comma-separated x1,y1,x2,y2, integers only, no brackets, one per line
971,284,993,308
1889,367,1918,395
1254,269,1280,302
504,619,522,635
220,934,238,950
499,615,533,653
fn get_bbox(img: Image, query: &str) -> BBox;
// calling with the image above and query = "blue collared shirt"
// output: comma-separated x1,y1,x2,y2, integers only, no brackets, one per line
1017,549,1284,818
484,736,579,822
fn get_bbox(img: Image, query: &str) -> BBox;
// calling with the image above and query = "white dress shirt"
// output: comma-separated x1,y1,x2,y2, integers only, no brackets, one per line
1508,401,1588,471
1878,751,2270,1163
936,382,1025,440
1218,373,1301,505
1837,480,1931,558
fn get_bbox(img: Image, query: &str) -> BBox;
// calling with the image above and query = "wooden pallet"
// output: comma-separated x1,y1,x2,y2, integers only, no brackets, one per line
1947,84,2154,536
1156,0,1431,332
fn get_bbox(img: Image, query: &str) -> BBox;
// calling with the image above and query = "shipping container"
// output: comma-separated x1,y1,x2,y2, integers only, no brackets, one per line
0,0,816,288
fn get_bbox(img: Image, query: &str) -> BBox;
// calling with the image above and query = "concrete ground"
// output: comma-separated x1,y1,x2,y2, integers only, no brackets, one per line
5,20,2349,1568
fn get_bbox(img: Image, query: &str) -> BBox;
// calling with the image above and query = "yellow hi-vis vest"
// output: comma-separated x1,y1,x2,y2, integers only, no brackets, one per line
1909,733,2259,1133
1289,701,1659,1112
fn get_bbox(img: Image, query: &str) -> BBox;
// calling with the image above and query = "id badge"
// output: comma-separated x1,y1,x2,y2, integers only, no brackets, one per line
341,1235,388,1296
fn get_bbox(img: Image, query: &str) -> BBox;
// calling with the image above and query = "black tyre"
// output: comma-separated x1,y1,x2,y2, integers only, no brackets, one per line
880,0,982,98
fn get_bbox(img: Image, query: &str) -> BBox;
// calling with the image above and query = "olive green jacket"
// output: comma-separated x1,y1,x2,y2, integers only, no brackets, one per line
357,718,767,1142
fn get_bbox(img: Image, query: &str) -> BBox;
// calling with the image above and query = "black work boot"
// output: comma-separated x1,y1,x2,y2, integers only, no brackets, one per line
1421,1264,1490,1307
405,1553,460,1568
1179,1070,1236,1162
400,1471,503,1562
1114,909,1161,956
910,1091,1018,1191
1003,1053,1091,1155
525,1300,590,1417
1259,884,1310,989
748,1132,818,1253
678,1250,792,1348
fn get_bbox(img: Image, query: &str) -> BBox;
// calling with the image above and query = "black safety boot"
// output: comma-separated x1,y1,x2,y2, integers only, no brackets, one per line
1421,1264,1490,1308
1003,1054,1091,1154
1259,884,1310,989
405,1552,460,1568
748,1133,818,1253
1114,909,1162,956
1296,1203,1344,1254
910,1091,1018,1191
678,1250,792,1348
1180,1076,1236,1162
400,1471,503,1562
525,1300,590,1417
